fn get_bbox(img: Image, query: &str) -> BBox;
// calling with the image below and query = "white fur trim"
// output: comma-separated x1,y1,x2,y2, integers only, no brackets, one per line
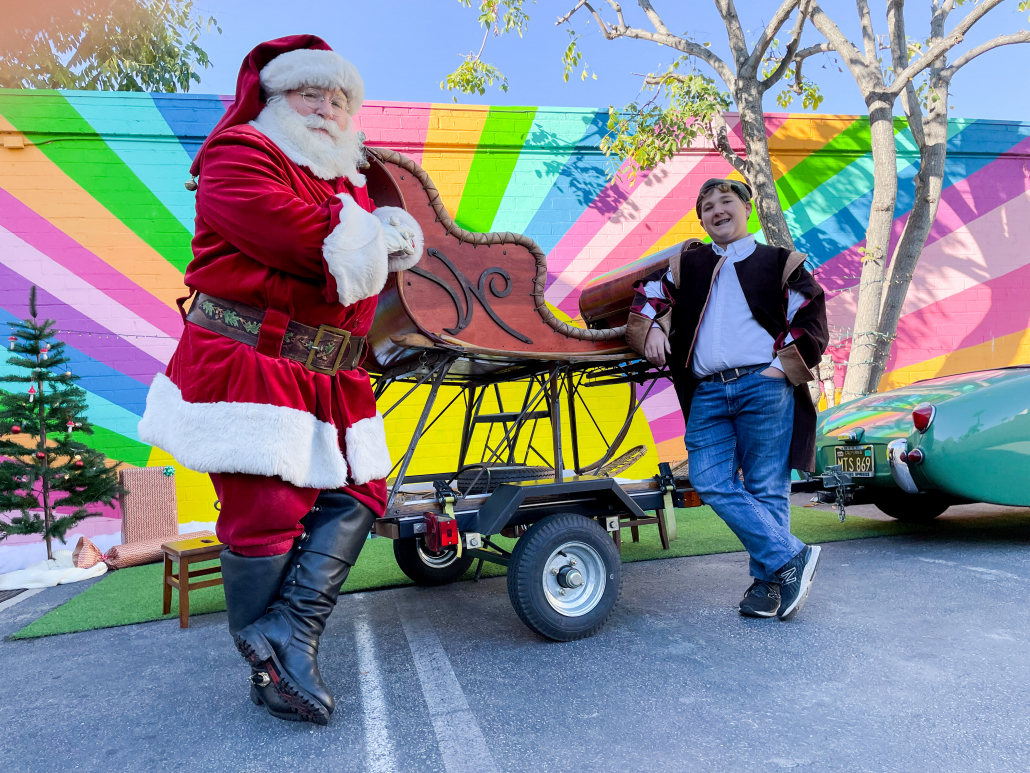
345,413,393,485
374,206,424,272
138,374,349,489
322,194,389,306
259,49,364,114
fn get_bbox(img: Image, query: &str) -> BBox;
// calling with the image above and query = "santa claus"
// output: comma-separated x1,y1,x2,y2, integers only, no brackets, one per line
138,35,422,725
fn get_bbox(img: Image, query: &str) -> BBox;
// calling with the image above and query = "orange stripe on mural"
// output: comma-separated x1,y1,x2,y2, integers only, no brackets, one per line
881,327,1030,390
418,104,490,217
0,117,185,310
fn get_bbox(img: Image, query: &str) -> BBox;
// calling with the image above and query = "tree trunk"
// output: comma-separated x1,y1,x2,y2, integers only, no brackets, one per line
735,81,796,250
840,97,899,401
871,90,949,389
38,373,53,561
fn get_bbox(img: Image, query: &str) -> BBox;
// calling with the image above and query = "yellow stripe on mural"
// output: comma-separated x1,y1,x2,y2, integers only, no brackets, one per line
146,447,220,525
419,104,490,218
768,114,857,178
880,327,1030,391
0,117,186,310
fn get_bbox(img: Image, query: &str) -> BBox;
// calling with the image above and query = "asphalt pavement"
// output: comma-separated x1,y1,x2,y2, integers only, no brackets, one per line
3,509,1030,773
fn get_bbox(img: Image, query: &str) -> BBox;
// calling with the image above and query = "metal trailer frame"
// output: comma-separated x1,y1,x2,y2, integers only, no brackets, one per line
368,347,699,641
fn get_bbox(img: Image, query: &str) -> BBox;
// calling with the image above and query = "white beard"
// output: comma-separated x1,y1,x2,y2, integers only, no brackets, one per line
250,96,366,184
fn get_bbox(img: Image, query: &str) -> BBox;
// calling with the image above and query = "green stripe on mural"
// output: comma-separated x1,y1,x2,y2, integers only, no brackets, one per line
0,89,193,273
455,105,538,232
776,116,908,212
81,425,152,469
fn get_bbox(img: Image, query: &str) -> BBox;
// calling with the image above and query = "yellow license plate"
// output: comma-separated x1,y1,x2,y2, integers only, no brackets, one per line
834,445,875,477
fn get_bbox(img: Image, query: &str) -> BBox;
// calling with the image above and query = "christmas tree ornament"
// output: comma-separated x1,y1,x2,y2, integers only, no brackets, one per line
11,425,20,434
67,421,75,435
28,385,36,403
8,335,16,350
36,451,46,459
41,343,50,360
74,454,84,468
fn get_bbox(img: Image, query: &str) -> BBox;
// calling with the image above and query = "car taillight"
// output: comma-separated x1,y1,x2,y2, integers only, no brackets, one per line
912,403,936,433
906,448,924,465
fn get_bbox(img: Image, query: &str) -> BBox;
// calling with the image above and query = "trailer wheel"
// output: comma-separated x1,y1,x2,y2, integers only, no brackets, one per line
507,513,621,642
394,537,475,586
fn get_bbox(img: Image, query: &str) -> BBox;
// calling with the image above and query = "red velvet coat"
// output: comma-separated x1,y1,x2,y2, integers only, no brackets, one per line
138,125,419,515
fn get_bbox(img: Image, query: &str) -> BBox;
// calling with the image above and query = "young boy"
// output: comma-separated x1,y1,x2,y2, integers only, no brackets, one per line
626,179,829,620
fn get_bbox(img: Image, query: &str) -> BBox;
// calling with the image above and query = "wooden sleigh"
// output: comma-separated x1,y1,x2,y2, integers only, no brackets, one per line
359,149,699,642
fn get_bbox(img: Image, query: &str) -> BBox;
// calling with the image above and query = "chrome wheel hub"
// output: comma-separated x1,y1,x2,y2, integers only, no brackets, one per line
542,541,605,617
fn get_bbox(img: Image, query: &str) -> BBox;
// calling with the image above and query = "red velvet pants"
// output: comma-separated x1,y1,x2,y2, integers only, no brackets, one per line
211,472,387,556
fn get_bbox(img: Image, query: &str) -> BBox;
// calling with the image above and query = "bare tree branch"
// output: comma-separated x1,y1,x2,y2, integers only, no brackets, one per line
886,0,925,147
806,1,874,88
710,111,748,176
888,0,1008,95
856,0,877,62
794,41,834,61
748,0,803,71
759,0,811,93
714,0,750,70
637,0,671,37
943,31,1030,77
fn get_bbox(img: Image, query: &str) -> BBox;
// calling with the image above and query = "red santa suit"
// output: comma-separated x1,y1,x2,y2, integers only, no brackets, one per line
138,36,422,556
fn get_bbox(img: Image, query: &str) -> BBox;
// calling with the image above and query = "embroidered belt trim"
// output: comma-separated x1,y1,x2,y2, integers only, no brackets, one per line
186,293,366,375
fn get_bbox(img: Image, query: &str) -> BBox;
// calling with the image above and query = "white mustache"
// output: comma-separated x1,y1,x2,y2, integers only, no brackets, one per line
301,114,344,141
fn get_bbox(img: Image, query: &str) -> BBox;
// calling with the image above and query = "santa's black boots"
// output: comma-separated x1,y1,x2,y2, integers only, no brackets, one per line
233,491,376,725
220,547,302,721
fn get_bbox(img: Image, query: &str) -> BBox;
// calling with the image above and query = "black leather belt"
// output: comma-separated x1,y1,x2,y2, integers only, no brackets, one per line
699,363,769,383
186,293,365,375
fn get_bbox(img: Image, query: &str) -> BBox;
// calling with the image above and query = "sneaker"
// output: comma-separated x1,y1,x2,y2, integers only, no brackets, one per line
739,580,781,618
775,545,822,620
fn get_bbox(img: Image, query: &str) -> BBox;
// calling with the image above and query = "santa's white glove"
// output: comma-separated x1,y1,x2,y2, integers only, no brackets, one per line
382,216,416,257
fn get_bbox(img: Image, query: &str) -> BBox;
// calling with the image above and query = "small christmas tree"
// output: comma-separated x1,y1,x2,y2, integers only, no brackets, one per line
0,287,123,560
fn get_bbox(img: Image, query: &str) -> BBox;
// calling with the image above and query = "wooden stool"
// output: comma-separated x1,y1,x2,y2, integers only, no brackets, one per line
161,536,225,629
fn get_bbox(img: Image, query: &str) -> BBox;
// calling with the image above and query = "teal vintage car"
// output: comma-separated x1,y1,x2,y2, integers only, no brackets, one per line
811,366,1030,521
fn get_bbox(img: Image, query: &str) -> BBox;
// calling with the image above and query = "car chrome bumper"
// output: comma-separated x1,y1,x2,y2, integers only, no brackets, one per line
887,439,920,494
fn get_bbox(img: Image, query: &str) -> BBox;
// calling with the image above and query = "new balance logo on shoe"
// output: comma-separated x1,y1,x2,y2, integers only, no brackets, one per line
779,567,798,585
774,545,821,621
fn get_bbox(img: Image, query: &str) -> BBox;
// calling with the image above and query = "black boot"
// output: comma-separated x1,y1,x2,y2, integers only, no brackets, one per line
233,492,376,725
220,547,302,721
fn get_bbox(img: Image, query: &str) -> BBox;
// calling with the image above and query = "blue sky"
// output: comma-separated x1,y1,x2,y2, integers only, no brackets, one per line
191,0,1030,121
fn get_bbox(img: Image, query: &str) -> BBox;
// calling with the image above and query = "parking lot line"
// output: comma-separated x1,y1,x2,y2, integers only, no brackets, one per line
395,594,500,773
354,616,398,773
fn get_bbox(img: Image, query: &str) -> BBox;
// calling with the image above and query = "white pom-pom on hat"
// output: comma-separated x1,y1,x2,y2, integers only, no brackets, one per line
259,49,364,115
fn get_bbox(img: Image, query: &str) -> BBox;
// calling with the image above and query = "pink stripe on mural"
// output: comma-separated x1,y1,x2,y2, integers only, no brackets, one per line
0,189,184,339
884,260,1030,372
357,101,431,168
826,187,1030,330
553,150,734,317
817,134,1030,292
0,227,180,365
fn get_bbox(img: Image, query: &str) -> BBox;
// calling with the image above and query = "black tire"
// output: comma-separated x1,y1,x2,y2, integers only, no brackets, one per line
393,537,475,586
507,513,621,642
872,490,952,522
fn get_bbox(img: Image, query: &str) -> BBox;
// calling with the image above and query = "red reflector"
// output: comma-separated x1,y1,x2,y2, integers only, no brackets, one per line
912,403,936,433
899,451,908,464
907,448,925,465
423,511,459,552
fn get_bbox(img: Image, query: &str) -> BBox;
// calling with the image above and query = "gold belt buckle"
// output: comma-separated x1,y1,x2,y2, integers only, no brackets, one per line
305,324,352,375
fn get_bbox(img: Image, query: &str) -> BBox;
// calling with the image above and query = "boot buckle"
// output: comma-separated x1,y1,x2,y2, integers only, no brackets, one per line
249,671,271,687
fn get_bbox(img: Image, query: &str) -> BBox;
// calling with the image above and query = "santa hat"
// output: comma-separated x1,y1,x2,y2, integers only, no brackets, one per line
190,35,364,177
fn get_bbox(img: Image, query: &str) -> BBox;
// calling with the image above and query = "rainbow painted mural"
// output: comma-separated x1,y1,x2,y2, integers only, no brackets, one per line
2,90,1029,551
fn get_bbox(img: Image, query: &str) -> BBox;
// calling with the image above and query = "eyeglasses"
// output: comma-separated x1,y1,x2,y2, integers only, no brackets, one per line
291,89,348,116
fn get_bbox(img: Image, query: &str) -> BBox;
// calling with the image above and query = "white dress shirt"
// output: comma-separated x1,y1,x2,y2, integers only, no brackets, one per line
640,235,805,377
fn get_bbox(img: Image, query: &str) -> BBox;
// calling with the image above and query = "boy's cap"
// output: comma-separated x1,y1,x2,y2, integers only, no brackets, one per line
695,178,753,218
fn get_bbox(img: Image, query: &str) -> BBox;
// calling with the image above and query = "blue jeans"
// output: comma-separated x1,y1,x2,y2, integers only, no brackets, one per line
685,370,804,581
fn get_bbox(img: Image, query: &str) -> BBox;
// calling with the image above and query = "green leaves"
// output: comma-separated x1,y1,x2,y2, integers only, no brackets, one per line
443,0,529,97
562,29,595,83
600,62,731,182
441,59,510,97
0,0,220,92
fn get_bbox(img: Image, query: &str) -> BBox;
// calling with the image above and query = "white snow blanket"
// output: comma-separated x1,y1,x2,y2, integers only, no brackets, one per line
0,550,107,590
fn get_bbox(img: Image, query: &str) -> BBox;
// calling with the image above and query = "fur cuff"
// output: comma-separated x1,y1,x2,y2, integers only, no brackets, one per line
138,374,349,489
775,343,817,385
345,413,393,485
374,206,424,272
323,194,389,307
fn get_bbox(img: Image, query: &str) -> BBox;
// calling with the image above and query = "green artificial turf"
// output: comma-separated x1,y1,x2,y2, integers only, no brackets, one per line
10,506,921,640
